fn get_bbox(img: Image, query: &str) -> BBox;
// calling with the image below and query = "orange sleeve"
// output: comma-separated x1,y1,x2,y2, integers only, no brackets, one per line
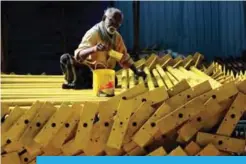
116,34,134,68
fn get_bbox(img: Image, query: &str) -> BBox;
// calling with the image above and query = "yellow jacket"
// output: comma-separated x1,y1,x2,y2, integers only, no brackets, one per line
74,22,134,70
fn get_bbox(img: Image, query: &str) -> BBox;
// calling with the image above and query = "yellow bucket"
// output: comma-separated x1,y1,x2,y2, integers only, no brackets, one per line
93,69,115,97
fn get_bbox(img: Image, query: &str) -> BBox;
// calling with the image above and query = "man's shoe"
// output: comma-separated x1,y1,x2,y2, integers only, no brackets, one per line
62,82,92,90
62,83,76,89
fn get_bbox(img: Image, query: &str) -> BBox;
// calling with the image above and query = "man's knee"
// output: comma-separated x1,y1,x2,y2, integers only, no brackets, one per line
60,53,72,65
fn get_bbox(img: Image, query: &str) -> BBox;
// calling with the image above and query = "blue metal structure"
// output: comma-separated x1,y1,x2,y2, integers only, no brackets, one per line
114,1,134,50
115,1,246,61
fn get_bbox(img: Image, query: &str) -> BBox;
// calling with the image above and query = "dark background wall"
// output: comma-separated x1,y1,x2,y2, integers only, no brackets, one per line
1,1,246,74
1,1,111,74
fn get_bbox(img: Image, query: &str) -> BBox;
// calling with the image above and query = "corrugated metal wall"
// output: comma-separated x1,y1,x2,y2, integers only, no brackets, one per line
114,1,134,50
116,1,246,61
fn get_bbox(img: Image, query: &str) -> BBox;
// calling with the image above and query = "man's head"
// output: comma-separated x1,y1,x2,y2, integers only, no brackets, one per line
102,7,123,35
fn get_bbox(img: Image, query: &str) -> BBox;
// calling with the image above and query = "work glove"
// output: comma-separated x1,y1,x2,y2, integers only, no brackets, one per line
135,70,147,80
130,64,147,80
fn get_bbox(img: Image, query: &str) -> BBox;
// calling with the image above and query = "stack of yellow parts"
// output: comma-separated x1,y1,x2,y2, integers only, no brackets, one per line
1,74,125,106
1,52,246,164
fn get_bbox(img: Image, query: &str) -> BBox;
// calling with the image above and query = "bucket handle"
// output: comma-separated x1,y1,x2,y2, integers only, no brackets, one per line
83,60,107,70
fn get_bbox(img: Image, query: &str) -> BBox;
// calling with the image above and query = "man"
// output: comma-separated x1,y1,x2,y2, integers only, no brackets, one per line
60,7,146,89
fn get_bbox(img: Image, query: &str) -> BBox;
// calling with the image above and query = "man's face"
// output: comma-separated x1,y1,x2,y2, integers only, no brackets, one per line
104,12,123,35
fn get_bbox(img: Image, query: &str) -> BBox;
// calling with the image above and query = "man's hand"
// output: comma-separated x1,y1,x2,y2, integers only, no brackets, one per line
77,43,107,62
94,43,108,52
130,64,147,80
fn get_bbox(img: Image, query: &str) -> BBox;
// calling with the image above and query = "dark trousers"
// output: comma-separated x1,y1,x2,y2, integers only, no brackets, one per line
60,53,93,89
60,53,118,89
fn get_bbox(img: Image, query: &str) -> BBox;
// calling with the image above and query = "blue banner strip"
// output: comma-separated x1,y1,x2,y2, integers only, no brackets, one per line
37,156,246,164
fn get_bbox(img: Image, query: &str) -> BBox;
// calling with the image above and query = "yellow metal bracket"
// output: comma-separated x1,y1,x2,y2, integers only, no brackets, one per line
146,146,167,156
178,98,222,142
199,81,238,103
1,152,21,164
157,98,205,135
196,144,220,156
50,103,82,149
216,92,246,136
34,103,74,147
123,101,154,145
19,102,56,154
74,102,99,151
196,132,245,153
184,141,201,156
168,146,187,156
2,101,43,148
107,98,138,150
132,103,172,148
